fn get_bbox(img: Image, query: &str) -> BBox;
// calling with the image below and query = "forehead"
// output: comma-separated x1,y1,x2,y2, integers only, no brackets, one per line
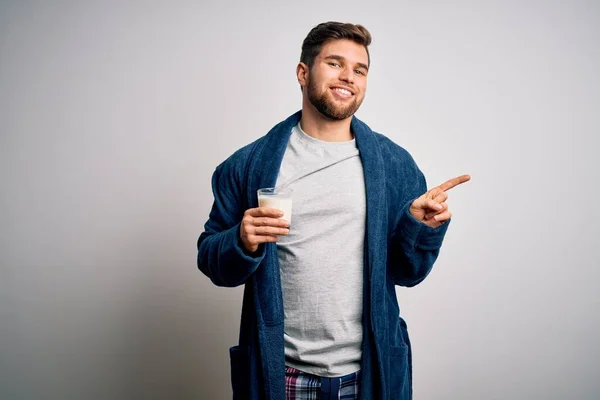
317,39,369,65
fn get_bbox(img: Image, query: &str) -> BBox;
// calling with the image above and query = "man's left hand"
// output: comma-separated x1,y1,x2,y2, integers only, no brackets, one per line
409,174,471,228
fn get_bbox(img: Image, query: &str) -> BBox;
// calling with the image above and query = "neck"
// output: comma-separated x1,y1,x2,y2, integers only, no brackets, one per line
299,100,354,142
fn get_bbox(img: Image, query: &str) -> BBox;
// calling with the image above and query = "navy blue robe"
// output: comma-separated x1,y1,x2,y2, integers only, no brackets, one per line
197,111,450,399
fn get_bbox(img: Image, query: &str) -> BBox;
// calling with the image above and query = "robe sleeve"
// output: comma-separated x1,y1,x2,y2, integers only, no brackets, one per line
388,158,450,287
197,157,265,287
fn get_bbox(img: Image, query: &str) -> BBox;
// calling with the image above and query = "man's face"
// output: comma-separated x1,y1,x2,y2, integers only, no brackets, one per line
303,39,369,120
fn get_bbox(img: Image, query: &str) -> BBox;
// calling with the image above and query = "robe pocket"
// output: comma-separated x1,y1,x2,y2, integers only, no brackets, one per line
229,345,250,398
389,344,411,399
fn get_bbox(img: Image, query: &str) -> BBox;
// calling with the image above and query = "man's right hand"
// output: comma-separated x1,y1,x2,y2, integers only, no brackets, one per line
240,207,290,254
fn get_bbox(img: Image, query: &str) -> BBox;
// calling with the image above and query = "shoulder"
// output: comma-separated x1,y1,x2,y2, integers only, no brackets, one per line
369,129,419,171
215,136,264,174
372,131,427,208
365,128,426,199
375,132,412,156
216,115,293,173
353,116,416,165
211,136,266,195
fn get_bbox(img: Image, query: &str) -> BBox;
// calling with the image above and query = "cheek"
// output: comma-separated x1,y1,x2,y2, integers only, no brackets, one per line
316,68,337,83
311,75,330,92
358,79,368,94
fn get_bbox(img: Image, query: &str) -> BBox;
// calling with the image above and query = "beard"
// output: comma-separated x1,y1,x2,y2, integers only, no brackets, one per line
306,76,363,121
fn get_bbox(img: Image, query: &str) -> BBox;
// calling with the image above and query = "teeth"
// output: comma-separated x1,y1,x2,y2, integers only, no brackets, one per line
334,88,351,96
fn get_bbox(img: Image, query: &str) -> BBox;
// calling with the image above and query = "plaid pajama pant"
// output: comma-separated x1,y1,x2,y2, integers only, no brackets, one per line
285,366,360,399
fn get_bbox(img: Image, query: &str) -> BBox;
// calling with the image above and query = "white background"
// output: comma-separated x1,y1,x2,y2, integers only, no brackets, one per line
1,1,598,398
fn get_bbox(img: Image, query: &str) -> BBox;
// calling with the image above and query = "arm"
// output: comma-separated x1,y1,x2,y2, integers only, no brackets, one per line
197,161,265,287
389,201,450,287
389,161,470,287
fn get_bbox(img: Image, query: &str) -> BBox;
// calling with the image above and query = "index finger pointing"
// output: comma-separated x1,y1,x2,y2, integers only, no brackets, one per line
435,174,471,192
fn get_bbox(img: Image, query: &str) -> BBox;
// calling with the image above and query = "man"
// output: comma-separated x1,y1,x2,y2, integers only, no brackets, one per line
197,21,470,399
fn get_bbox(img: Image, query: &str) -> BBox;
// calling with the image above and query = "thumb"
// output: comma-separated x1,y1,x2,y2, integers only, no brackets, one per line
422,199,443,211
411,197,442,212
410,196,441,222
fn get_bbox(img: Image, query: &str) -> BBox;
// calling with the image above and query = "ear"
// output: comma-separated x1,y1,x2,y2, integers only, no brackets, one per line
296,62,309,88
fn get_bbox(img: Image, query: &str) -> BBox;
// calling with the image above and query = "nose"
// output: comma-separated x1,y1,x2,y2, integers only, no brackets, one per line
339,66,354,83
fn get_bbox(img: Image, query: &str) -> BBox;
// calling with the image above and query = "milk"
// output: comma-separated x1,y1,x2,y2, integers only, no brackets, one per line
258,196,293,224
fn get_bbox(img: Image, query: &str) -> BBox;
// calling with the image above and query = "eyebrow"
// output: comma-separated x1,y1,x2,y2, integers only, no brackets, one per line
323,54,369,71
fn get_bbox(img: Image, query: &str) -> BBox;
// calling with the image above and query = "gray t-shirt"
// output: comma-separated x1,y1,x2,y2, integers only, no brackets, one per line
275,123,366,377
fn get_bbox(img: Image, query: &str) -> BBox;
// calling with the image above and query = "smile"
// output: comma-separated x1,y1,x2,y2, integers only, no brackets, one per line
331,87,353,98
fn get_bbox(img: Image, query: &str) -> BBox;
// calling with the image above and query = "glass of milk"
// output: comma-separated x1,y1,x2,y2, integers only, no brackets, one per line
257,187,293,224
